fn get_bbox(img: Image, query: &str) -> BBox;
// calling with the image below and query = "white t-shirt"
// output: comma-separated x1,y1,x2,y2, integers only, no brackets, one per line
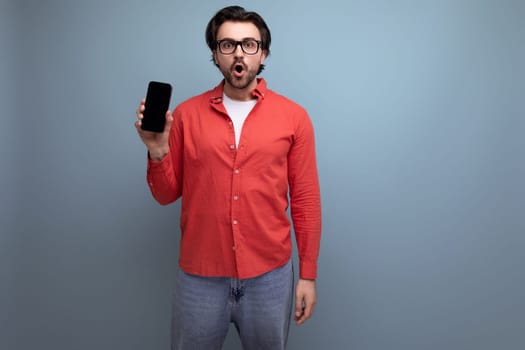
222,93,257,147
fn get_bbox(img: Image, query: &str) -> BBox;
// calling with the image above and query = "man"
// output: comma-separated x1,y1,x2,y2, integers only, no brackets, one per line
135,6,321,350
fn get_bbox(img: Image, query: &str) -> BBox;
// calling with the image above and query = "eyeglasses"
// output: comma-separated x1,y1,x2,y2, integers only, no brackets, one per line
216,38,262,55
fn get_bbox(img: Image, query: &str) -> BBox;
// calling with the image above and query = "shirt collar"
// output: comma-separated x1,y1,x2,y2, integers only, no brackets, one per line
209,78,267,104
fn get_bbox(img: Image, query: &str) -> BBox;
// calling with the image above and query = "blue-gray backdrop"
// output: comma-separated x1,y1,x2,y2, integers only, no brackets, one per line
2,0,524,349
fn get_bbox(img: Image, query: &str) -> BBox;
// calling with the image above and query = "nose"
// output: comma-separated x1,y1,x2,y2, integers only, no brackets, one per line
233,42,245,57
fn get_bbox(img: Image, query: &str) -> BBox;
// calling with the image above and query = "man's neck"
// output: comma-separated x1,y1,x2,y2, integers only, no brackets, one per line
223,81,257,101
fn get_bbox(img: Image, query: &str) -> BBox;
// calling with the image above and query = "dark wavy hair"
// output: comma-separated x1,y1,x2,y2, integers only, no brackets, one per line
205,6,271,74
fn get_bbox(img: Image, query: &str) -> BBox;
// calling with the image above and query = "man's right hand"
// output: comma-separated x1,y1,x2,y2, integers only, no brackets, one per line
135,98,173,162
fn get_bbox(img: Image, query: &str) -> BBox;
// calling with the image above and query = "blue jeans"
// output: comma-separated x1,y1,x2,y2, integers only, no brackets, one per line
171,260,294,350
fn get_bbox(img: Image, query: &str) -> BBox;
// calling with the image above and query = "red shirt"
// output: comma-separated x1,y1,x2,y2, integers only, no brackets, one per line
146,78,321,279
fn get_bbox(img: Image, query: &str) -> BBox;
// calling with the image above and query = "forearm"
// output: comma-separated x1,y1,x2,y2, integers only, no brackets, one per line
146,151,181,205
290,172,321,279
292,207,322,279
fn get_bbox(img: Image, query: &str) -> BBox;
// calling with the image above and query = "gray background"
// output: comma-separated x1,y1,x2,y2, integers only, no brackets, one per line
2,0,524,349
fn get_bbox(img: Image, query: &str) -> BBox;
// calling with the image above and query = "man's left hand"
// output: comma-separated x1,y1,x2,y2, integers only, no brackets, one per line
294,278,317,325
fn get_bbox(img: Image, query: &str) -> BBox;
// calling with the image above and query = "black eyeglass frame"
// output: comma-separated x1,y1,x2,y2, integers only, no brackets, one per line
216,39,262,55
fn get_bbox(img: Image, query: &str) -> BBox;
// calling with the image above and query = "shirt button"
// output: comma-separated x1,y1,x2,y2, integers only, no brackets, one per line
233,220,238,225
233,195,239,201
230,144,235,150
234,169,240,174
232,246,236,251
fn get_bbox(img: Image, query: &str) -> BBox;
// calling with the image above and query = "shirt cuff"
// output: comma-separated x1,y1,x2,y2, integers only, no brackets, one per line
299,260,318,280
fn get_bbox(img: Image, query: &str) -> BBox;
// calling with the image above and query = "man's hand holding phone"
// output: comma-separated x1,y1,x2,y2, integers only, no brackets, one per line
135,81,173,162
135,99,172,162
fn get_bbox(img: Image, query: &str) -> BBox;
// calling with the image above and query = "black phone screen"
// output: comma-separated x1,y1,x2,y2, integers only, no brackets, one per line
141,81,172,132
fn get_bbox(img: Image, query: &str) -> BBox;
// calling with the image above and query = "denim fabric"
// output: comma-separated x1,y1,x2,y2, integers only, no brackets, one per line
171,260,294,350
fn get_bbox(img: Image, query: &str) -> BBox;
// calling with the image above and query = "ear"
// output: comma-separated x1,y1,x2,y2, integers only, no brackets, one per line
213,51,219,65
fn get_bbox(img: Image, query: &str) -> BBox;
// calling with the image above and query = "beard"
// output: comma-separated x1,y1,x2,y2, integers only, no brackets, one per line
220,62,259,90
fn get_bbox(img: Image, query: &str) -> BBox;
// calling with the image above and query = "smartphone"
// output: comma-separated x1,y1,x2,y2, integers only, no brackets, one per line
141,81,172,132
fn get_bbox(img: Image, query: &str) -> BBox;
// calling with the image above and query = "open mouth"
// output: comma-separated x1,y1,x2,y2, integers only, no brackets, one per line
233,63,245,77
